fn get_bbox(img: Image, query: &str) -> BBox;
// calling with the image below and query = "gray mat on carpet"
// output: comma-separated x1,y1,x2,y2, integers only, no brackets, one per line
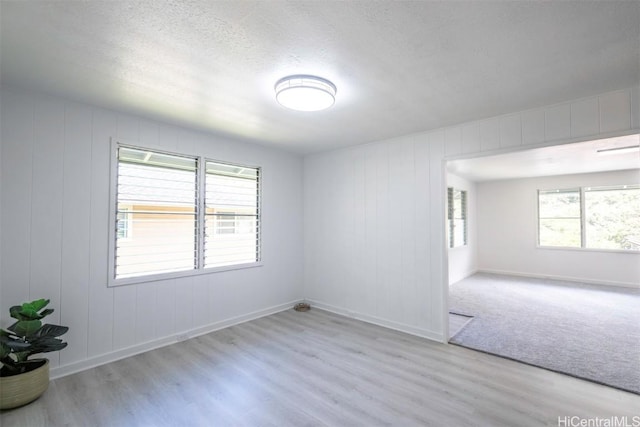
449,273,640,394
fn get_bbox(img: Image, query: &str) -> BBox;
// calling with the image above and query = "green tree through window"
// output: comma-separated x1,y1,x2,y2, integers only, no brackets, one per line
585,186,640,250
538,185,639,251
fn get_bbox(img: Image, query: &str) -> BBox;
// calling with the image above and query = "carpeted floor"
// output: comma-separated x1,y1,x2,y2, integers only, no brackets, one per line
449,273,640,394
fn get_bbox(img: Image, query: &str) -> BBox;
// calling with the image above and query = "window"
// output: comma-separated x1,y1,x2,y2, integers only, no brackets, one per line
584,185,640,250
538,185,639,251
215,212,238,234
538,189,581,247
204,161,260,268
447,187,467,248
111,143,260,284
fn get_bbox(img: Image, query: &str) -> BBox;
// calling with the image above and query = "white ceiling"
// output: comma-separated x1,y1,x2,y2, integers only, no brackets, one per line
447,133,640,182
1,1,639,154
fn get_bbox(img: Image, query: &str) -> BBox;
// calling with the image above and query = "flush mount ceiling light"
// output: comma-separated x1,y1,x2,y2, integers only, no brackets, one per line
275,75,336,112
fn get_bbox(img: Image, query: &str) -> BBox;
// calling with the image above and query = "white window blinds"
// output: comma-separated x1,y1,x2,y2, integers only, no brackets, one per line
115,147,198,279
204,161,260,268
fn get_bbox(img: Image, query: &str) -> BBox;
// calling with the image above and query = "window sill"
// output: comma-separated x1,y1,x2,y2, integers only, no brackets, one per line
536,246,639,255
108,261,264,287
449,245,469,251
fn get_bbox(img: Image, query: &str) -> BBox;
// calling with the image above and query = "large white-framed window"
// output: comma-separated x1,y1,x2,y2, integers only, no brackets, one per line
447,187,467,248
538,185,639,251
109,141,261,286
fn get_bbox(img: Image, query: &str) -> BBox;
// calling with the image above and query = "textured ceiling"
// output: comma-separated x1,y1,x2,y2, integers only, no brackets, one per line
1,1,639,154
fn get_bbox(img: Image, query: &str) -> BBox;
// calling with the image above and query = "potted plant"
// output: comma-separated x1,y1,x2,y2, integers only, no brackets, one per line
0,299,68,410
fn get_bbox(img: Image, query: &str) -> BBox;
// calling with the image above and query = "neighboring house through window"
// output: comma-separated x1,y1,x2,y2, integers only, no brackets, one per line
116,206,132,240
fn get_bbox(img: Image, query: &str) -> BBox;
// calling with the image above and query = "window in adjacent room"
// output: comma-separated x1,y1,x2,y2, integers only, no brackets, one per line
538,185,639,251
110,143,261,285
447,187,467,248
538,188,582,248
584,185,640,250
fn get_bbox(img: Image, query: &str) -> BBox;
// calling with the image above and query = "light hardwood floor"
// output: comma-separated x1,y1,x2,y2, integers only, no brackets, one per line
2,308,638,426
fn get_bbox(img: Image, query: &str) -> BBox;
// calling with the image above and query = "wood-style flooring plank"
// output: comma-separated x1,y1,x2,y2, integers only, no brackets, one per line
1,308,638,426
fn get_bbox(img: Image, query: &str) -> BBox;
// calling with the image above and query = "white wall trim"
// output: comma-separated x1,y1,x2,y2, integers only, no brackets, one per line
50,300,302,379
477,269,639,289
443,128,639,162
306,299,445,343
448,268,479,285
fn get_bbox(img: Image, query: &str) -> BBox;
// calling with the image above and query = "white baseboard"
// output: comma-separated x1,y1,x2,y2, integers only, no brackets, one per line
449,268,479,285
305,299,445,343
477,269,639,289
50,299,302,380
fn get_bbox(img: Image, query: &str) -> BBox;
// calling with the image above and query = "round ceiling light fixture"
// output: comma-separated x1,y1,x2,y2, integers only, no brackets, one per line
275,75,336,112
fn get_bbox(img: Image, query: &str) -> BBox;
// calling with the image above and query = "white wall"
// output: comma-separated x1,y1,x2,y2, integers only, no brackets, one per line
0,86,304,377
304,135,446,340
477,169,640,287
2,84,637,377
447,173,478,285
304,86,639,342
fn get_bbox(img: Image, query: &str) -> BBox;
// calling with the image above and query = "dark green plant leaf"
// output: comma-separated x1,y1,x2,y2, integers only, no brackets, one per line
0,355,19,370
3,299,66,367
35,324,68,338
29,337,67,354
9,300,51,321
9,305,26,320
10,306,39,321
25,299,50,313
0,342,10,359
14,351,29,362
8,319,42,337
39,308,54,317
0,336,31,351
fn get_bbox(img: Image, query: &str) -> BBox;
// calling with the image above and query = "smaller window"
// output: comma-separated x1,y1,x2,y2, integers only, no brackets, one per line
448,187,467,248
215,211,238,234
538,189,581,248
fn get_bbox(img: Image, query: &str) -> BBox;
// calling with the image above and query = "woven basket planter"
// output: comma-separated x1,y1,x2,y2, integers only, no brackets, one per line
0,359,49,410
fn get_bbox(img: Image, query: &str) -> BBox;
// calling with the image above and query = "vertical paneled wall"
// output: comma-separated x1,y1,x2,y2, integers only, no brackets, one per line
303,86,639,341
0,87,304,376
304,133,446,340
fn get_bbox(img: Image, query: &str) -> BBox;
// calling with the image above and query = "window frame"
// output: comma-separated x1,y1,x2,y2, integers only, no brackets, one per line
108,139,262,287
537,188,582,249
536,184,639,253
